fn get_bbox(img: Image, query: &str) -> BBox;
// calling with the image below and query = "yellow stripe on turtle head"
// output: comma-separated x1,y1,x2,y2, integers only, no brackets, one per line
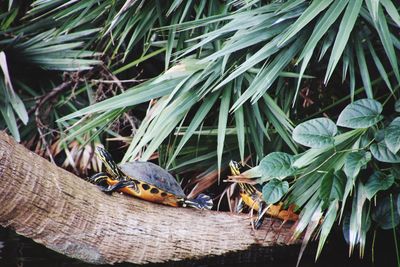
96,146,125,178
229,160,241,176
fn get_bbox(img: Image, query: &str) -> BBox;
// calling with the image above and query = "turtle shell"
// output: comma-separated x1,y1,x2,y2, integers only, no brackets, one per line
119,161,186,198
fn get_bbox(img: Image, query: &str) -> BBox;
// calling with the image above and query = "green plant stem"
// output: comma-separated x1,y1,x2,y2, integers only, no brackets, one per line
372,230,376,264
113,47,166,74
383,84,400,107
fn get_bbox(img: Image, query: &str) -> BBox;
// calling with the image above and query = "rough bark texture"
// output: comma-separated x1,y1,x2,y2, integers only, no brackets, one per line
0,132,301,265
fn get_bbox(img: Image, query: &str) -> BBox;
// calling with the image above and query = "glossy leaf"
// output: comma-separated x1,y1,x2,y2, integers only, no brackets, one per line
257,152,296,181
262,178,289,204
364,172,394,200
344,151,371,179
384,117,400,154
337,99,383,129
370,142,400,163
293,118,337,148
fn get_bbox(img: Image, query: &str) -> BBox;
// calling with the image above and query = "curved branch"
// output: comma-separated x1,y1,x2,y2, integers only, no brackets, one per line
0,132,301,265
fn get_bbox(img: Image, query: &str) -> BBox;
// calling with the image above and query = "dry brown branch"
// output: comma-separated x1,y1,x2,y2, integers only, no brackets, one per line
0,132,301,265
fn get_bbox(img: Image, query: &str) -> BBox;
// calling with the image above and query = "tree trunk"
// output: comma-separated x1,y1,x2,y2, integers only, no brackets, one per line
0,132,301,265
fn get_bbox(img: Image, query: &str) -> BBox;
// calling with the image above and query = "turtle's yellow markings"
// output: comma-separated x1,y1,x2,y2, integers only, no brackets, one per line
106,178,180,207
240,192,261,211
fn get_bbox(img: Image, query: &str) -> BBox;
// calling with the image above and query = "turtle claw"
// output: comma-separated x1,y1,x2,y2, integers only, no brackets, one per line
183,194,213,210
236,198,245,213
253,200,267,229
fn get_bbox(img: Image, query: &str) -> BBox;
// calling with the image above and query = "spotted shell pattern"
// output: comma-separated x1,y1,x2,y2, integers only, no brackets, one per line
119,161,186,198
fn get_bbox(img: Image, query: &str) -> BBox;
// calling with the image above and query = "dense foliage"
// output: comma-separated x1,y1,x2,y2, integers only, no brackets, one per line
1,0,399,264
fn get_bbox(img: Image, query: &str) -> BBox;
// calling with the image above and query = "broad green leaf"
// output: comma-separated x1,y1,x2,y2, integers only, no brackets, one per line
384,117,400,154
257,152,296,181
242,166,262,179
370,142,400,163
372,194,400,230
262,178,289,204
336,99,383,129
344,151,371,179
374,129,385,143
324,0,362,83
293,118,337,148
364,172,394,200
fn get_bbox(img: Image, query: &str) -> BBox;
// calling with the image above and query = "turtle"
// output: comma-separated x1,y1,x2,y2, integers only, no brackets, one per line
229,160,298,228
89,147,213,210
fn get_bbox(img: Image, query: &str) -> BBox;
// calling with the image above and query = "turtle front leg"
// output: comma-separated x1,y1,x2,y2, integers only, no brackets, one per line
88,172,112,187
255,200,266,229
99,180,139,194
236,198,245,213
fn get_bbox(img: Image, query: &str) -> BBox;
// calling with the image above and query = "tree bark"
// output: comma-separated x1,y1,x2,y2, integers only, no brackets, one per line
0,132,301,265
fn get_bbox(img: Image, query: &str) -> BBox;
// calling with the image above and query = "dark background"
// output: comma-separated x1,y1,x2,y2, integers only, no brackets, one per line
0,226,398,267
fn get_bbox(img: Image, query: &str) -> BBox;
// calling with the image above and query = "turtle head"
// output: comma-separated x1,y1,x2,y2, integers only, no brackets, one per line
95,147,123,178
229,160,241,176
